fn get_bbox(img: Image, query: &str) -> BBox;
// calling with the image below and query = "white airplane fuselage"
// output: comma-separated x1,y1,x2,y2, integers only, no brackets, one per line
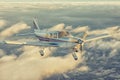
34,29,78,43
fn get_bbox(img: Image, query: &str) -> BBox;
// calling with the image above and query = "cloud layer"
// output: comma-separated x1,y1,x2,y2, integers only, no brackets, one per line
0,23,120,80
0,22,87,80
0,22,29,39
0,20,6,28
0,3,120,80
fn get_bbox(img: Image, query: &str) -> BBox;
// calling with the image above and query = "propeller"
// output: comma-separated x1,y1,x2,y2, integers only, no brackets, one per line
73,40,84,52
80,44,83,52
73,31,88,52
62,26,89,52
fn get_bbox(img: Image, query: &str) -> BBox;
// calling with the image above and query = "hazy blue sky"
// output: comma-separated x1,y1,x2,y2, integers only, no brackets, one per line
0,0,120,2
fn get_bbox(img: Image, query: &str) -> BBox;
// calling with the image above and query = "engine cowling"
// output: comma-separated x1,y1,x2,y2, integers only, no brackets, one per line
39,50,44,56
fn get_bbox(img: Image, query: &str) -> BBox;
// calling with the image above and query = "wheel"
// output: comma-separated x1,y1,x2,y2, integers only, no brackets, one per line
39,50,44,56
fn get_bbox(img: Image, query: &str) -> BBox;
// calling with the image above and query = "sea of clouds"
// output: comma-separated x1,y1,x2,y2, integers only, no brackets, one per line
0,2,120,80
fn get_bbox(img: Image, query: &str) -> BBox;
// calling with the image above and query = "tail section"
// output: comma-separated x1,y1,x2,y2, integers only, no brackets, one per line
33,18,40,30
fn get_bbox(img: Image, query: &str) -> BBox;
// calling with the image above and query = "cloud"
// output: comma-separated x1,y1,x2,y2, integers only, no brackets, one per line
109,49,118,58
77,66,89,72
0,22,87,80
0,22,29,39
0,22,120,80
0,54,17,63
0,49,6,57
0,48,84,80
83,38,120,79
71,26,89,33
88,26,119,35
93,68,115,76
86,39,120,62
48,23,65,31
18,46,56,59
0,20,6,28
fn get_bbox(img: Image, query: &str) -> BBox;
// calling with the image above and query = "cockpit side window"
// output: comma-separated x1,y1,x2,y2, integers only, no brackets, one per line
50,33,53,38
54,33,58,38
48,32,58,38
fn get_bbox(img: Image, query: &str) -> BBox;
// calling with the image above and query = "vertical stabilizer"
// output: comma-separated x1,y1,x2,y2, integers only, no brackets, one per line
33,18,40,30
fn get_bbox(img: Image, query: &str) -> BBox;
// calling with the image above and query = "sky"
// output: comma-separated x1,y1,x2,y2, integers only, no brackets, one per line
0,0,120,2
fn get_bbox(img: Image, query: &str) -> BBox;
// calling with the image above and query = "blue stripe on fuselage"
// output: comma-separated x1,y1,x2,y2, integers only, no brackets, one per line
49,43,58,46
37,36,68,42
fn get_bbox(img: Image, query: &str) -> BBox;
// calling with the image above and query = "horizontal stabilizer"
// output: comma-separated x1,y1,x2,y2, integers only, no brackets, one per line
16,33,35,36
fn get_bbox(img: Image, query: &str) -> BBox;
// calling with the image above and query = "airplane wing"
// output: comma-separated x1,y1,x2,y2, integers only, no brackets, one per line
85,29,120,42
84,34,112,42
0,40,76,48
0,40,59,47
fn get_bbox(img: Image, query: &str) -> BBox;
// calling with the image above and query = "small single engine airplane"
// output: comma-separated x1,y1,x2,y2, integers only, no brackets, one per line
0,18,120,60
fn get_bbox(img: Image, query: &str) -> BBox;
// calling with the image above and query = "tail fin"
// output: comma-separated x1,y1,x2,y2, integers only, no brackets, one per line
33,18,40,30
